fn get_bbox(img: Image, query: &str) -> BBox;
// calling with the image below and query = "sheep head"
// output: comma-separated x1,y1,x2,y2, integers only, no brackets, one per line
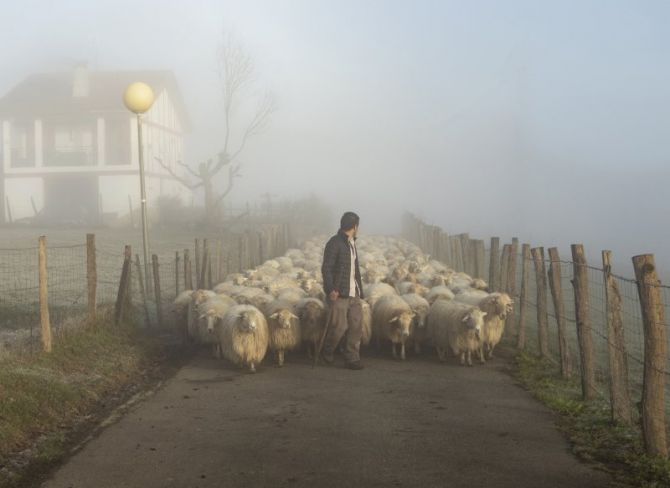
270,309,299,329
389,311,415,338
462,309,487,340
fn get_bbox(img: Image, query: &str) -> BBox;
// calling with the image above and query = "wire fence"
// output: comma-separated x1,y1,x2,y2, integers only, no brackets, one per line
0,222,294,356
402,212,670,457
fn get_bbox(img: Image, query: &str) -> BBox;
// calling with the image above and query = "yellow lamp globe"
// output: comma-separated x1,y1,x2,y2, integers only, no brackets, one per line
123,82,155,114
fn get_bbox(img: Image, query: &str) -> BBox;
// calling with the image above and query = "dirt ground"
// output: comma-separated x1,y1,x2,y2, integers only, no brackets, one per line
41,348,621,488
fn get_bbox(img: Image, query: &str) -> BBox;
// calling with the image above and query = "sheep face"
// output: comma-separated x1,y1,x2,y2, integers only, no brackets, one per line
200,309,218,334
300,303,323,325
389,311,415,338
462,309,487,340
413,309,428,329
270,309,299,329
238,311,258,332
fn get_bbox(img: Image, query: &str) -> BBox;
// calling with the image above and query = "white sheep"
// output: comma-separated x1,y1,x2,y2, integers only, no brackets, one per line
187,289,217,341
264,299,302,367
218,304,269,373
276,287,307,305
401,293,431,354
197,295,236,357
426,286,455,305
453,288,490,307
372,294,415,360
364,282,398,309
428,300,487,366
473,292,514,359
296,297,327,358
172,289,193,341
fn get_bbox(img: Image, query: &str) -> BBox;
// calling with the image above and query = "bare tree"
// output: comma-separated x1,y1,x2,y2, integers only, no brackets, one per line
157,31,275,227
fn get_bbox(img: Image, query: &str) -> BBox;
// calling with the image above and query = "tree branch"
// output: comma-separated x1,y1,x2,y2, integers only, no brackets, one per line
213,164,242,205
155,157,203,190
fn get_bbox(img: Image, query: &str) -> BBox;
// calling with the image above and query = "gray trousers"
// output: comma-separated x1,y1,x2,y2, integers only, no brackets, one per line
322,297,363,363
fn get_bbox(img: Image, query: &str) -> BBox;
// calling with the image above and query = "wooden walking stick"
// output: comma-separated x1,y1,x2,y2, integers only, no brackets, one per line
313,302,335,369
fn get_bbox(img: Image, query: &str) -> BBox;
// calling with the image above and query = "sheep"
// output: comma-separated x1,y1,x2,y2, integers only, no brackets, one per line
401,293,431,354
187,289,217,341
276,287,307,305
247,292,276,311
231,286,266,305
264,300,302,367
265,276,300,296
427,300,487,366
474,292,514,359
453,288,490,307
213,282,243,296
296,297,327,358
197,295,236,357
218,305,269,373
471,278,488,291
372,294,415,360
364,282,398,309
396,281,430,297
426,286,455,305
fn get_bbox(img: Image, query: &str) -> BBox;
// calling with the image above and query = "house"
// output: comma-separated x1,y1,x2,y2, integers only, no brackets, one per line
0,64,192,224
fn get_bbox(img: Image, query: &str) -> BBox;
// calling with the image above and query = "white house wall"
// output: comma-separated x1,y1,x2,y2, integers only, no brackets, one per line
4,177,43,221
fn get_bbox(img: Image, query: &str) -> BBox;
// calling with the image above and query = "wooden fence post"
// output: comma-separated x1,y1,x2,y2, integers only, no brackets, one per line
548,247,572,379
571,244,597,402
505,238,519,336
440,232,450,265
200,239,209,289
152,254,163,328
195,238,201,288
603,250,632,425
500,244,511,294
38,236,52,352
489,237,500,291
114,245,132,326
175,251,181,296
86,233,97,323
459,234,470,275
184,248,193,290
632,254,668,457
450,236,461,272
218,240,225,282
134,254,151,328
531,247,549,358
517,244,530,350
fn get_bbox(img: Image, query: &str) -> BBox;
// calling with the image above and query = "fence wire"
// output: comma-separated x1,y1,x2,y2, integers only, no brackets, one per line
402,213,670,443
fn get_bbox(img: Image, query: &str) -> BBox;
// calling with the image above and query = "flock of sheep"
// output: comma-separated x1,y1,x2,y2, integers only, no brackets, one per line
172,235,514,372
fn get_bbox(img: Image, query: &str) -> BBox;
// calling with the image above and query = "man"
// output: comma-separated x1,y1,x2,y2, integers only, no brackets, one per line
320,211,365,370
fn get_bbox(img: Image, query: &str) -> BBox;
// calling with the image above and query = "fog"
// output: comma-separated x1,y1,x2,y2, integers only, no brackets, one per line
1,0,669,278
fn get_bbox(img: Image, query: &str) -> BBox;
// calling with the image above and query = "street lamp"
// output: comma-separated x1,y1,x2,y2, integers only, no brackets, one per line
123,82,155,308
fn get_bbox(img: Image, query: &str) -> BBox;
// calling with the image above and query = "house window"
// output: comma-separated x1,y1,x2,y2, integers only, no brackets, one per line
45,124,95,167
10,123,34,168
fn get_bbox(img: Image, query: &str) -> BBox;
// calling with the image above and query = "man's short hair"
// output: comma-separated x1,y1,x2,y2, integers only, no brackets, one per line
340,211,360,231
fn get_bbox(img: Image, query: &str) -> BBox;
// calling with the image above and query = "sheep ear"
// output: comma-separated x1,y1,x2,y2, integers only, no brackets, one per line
289,313,299,320
199,314,206,320
482,312,488,318
389,316,399,324
461,315,469,323
270,312,279,319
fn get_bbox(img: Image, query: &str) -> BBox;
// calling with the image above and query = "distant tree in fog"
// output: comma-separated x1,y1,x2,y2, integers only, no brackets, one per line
156,30,275,228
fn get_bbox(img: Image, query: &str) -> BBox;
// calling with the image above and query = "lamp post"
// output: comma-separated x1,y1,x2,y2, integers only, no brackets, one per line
123,82,155,303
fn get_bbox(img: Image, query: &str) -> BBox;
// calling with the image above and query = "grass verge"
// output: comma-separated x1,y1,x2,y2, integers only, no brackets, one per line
502,341,670,488
0,311,175,487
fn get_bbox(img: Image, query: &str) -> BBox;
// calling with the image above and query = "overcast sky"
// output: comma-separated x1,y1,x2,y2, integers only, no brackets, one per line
1,0,669,276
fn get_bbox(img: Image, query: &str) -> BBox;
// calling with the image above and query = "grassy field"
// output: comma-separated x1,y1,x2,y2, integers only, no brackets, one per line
0,307,177,488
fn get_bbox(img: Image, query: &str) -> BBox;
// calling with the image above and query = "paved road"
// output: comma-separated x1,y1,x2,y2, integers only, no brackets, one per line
43,351,619,488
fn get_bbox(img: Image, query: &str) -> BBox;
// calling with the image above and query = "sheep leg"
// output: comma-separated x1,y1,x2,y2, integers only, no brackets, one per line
249,362,256,373
479,346,486,364
278,350,285,367
467,350,473,367
460,352,465,366
391,343,398,359
488,343,496,359
215,343,222,360
400,342,406,361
